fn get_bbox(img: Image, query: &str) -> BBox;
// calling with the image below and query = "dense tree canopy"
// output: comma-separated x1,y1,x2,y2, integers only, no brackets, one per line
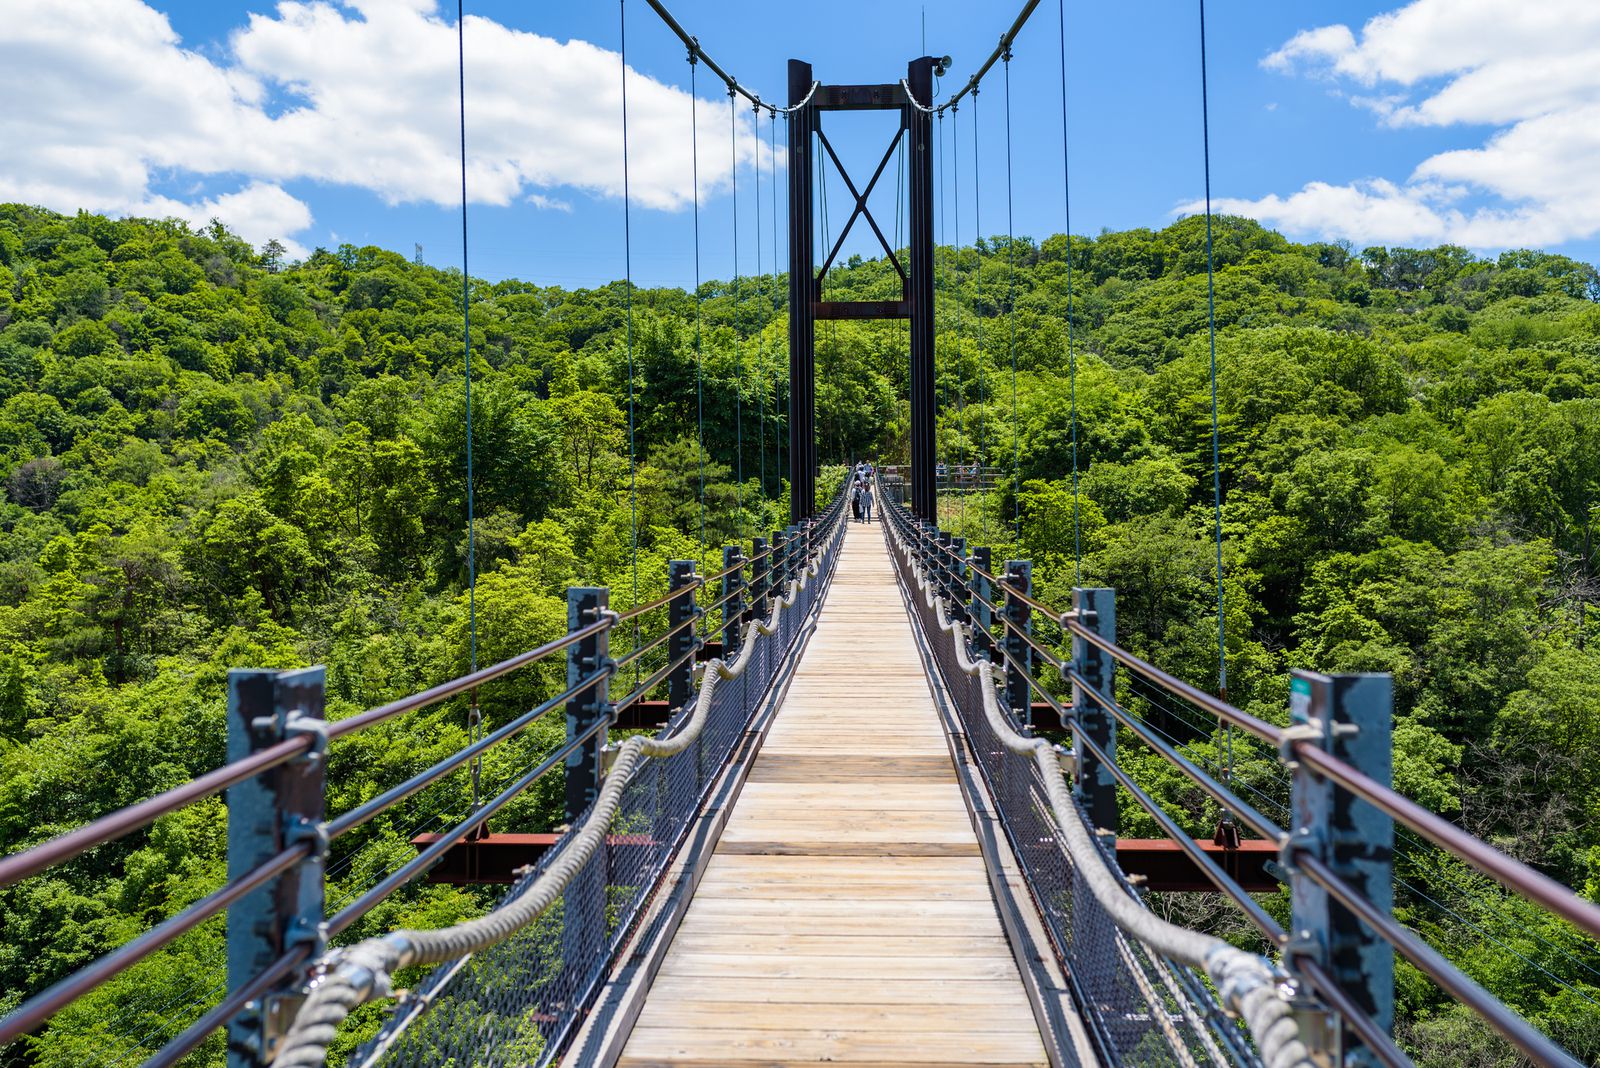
2,201,1599,1066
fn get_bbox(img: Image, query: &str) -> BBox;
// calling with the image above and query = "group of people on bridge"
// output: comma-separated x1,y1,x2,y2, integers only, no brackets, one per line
849,461,875,523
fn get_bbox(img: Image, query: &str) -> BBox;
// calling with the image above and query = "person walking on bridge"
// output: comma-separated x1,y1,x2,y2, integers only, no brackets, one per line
860,479,874,523
850,478,863,523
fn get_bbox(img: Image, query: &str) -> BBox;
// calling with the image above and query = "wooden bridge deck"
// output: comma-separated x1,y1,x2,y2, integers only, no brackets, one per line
617,519,1050,1068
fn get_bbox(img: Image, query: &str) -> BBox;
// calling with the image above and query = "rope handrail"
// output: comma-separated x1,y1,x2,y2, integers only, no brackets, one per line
271,502,848,1066
896,495,1600,940
885,489,1600,1065
882,506,1313,1068
0,479,850,1061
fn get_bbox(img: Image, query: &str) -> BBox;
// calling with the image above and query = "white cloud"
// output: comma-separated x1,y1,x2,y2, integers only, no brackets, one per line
0,0,768,255
137,183,315,259
1215,0,1600,250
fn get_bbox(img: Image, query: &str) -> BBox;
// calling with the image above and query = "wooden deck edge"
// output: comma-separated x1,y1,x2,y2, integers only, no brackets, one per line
879,521,1105,1068
560,555,842,1068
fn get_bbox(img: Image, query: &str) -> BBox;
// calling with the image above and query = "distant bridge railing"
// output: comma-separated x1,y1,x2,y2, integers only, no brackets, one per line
0,488,848,1068
883,487,1598,1068
878,462,1001,497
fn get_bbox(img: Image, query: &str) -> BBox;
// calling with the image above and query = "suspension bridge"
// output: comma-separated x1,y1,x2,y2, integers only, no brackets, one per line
2,2,1599,1067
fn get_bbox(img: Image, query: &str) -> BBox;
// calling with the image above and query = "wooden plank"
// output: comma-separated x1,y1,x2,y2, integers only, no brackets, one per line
634,1000,1039,1032
702,853,985,875
716,840,982,857
746,755,955,782
612,521,1051,1068
623,1027,1046,1064
659,933,1013,957
642,976,1023,1006
676,896,1005,918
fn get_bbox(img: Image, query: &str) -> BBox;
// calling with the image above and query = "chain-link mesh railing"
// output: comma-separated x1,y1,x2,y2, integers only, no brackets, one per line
879,501,1290,1068
340,513,845,1068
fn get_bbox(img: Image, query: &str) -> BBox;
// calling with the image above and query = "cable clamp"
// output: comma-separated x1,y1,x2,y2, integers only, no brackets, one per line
1053,743,1077,778
286,713,330,766
1277,720,1322,769
1277,826,1320,883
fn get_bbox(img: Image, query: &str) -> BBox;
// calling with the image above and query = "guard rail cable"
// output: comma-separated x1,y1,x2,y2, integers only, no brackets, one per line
882,510,1313,1068
273,529,839,1066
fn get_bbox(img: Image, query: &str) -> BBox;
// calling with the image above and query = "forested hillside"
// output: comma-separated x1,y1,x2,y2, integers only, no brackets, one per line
2,200,1599,1065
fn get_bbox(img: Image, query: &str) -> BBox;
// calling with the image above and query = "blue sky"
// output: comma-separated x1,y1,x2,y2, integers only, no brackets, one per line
6,0,1599,288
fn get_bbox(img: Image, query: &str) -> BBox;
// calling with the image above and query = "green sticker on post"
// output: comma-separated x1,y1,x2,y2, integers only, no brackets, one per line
1289,673,1313,723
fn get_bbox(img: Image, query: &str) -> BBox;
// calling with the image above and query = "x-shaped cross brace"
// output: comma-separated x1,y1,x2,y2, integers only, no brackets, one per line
815,125,908,288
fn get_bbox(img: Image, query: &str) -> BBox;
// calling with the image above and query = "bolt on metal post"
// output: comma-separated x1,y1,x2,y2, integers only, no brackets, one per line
721,545,745,657
970,546,995,661
1285,670,1395,1067
1071,587,1117,835
563,587,611,826
666,561,698,717
1003,560,1033,729
225,666,327,1068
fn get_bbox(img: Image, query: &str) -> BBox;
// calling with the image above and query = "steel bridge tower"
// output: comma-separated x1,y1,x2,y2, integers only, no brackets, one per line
787,56,939,522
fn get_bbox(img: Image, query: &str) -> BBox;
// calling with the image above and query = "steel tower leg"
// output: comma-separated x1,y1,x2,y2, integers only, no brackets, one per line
907,56,936,521
787,59,816,521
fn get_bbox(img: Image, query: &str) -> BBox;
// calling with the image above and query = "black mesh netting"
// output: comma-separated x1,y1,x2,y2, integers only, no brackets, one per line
885,515,1260,1068
353,528,840,1068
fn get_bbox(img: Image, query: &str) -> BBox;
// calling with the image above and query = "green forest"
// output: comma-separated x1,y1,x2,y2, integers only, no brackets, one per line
2,199,1600,1066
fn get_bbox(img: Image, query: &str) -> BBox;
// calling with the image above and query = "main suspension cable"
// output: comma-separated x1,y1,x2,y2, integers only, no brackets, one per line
642,0,812,115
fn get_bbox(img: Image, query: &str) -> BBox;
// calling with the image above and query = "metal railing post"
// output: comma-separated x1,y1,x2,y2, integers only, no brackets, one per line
563,587,610,825
949,536,969,624
667,561,698,716
748,536,769,627
721,545,745,656
970,547,995,661
937,531,955,603
771,529,788,597
1071,587,1117,834
225,666,326,1068
1003,560,1034,729
1286,671,1395,1066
